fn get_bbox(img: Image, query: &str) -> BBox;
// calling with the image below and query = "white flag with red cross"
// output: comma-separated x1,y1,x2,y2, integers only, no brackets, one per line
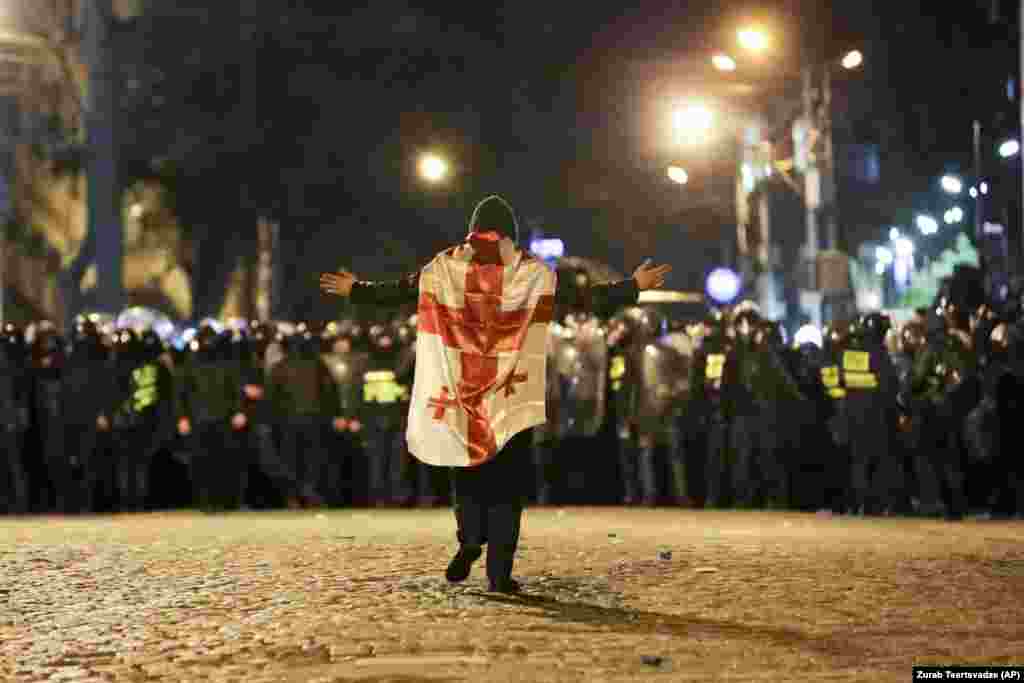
406,239,556,467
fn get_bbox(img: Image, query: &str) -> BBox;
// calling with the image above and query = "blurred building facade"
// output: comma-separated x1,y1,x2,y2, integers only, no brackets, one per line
0,0,262,328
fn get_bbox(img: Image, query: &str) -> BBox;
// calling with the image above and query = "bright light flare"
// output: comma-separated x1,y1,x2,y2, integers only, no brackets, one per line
875,246,894,265
999,139,1020,158
841,50,863,70
737,28,769,52
944,206,964,224
916,214,939,235
667,166,689,184
418,154,449,182
706,268,741,304
712,54,737,71
893,237,914,256
794,324,823,348
672,104,714,142
940,175,962,194
889,227,900,241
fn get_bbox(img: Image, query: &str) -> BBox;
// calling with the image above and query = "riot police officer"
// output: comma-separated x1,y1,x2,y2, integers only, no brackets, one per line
0,325,30,513
722,309,804,508
536,311,609,504
691,310,733,508
238,321,302,508
110,329,175,511
57,319,117,512
841,313,900,515
360,323,411,505
321,322,370,506
176,324,247,512
904,299,978,520
266,323,343,506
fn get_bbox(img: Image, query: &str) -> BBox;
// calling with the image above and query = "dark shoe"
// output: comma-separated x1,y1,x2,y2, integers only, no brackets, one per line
445,545,482,583
487,578,521,594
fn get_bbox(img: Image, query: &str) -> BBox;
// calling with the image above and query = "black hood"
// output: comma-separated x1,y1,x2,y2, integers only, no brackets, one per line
468,195,519,244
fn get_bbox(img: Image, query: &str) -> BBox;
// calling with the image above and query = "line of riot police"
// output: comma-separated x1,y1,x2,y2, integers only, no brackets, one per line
1,288,1020,517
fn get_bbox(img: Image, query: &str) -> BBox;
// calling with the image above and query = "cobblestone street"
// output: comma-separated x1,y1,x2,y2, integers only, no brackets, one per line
1,508,1022,682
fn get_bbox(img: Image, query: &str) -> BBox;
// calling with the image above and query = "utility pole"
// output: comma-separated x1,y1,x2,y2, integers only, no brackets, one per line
83,0,124,314
973,120,983,248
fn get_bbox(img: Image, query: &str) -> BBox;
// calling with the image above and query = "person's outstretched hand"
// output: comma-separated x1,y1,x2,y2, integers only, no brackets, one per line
320,269,357,297
632,259,672,290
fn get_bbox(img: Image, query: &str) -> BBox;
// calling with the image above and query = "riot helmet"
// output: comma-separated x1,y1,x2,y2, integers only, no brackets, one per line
139,329,165,361
31,326,66,369
733,309,761,341
858,312,891,347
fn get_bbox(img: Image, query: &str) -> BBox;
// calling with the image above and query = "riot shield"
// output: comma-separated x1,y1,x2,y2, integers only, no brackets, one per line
322,350,371,418
630,338,692,434
548,316,608,438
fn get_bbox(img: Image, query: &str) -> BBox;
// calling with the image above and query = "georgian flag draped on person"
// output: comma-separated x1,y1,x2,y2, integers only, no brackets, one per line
407,199,556,467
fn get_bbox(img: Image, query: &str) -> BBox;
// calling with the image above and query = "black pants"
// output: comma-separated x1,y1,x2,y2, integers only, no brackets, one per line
451,428,530,584
279,416,330,500
192,420,244,510
1,427,29,513
49,423,100,513
114,424,160,511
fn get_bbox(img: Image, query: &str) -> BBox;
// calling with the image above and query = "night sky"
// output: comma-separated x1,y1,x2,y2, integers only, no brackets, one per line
148,1,1018,318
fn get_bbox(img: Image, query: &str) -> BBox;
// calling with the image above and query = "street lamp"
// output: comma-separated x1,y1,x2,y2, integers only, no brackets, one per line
667,166,689,184
418,153,449,183
711,54,737,71
916,214,939,235
940,174,963,194
737,27,769,53
999,139,1020,158
943,206,964,224
672,103,714,143
840,50,863,70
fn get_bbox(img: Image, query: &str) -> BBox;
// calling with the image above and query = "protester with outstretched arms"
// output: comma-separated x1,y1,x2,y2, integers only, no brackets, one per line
320,195,670,593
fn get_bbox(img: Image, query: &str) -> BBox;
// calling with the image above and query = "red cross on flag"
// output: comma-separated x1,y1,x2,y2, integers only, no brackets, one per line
407,234,556,467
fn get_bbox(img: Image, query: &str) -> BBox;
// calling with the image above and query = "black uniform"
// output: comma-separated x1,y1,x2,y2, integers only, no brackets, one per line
176,328,246,511
266,332,341,504
839,318,900,515
691,320,732,507
906,328,978,520
111,331,175,511
0,329,30,513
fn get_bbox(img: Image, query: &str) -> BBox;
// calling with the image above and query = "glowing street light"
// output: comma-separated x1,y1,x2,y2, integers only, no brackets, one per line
706,268,741,304
944,206,964,224
737,27,769,52
889,227,901,241
916,214,939,235
672,103,714,143
667,166,689,184
969,186,978,198
418,154,449,182
841,50,863,70
999,139,1020,158
893,237,914,257
980,181,988,195
712,54,737,71
940,175,963,194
